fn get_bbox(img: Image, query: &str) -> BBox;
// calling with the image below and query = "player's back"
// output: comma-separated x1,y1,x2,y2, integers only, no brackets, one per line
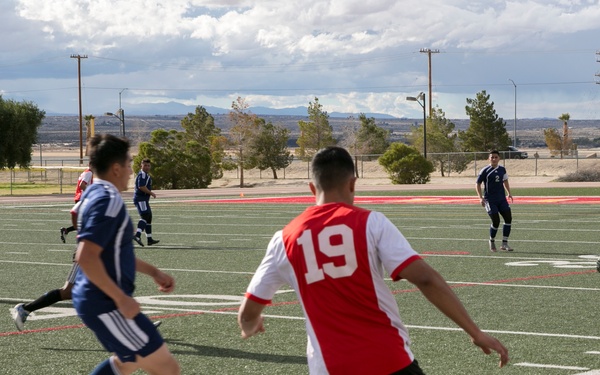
74,180,136,305
281,202,414,374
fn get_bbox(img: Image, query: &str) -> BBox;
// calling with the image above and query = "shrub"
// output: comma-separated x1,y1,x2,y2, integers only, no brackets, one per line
555,169,600,182
379,143,434,184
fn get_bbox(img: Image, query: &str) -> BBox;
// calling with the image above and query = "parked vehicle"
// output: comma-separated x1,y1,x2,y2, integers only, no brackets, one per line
502,146,528,159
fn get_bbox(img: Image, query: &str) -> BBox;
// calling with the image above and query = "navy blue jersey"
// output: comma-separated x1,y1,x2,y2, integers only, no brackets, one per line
73,179,136,304
477,165,508,202
134,170,152,202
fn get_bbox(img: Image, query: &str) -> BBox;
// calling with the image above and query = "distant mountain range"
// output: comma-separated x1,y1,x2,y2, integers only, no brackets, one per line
48,101,398,119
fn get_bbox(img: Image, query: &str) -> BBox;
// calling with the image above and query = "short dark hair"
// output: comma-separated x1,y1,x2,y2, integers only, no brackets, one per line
489,150,500,156
142,158,151,164
88,134,130,176
311,147,355,191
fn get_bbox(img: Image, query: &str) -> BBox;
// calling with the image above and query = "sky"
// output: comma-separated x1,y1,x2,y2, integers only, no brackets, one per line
1,0,600,120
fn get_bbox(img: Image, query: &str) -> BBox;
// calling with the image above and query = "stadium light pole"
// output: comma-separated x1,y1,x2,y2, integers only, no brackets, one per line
406,92,427,158
508,79,517,147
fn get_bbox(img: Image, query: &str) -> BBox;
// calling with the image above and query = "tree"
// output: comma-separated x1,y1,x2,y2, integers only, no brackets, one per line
181,106,229,179
543,113,573,158
135,106,227,189
378,143,434,184
558,113,573,157
228,97,260,187
134,129,213,189
0,96,45,169
408,106,468,176
297,97,336,160
245,119,293,179
460,90,511,155
84,115,95,156
543,128,562,156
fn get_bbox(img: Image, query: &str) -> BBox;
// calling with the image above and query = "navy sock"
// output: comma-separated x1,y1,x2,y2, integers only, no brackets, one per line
23,289,62,313
90,358,118,375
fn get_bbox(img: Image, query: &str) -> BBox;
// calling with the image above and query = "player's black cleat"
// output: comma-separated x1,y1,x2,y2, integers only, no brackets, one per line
596,259,600,273
60,227,67,243
153,321,162,328
147,238,160,246
133,236,145,247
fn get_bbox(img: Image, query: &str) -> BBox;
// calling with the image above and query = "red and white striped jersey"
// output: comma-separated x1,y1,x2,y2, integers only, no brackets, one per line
245,202,422,375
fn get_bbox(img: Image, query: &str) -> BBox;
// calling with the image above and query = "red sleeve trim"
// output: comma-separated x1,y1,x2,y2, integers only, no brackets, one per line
390,255,422,281
245,292,271,305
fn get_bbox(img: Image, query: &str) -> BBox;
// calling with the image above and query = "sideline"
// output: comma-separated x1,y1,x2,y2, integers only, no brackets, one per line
3,180,600,204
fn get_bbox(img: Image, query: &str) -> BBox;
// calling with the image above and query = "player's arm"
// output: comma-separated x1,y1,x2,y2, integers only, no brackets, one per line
399,259,509,368
75,239,140,318
503,179,513,203
138,184,156,198
475,183,485,206
238,297,266,338
136,258,175,293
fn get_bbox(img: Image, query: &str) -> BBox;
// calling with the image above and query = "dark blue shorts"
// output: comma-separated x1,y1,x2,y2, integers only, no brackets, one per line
78,306,164,363
484,198,510,215
134,200,152,217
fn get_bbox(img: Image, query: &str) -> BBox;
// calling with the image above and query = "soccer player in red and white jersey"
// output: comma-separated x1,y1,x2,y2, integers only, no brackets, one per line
60,165,93,243
238,146,509,375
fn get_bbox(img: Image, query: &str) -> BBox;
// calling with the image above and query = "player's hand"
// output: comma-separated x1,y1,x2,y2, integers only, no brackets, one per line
240,315,265,339
116,295,141,319
154,271,175,293
471,332,509,368
508,194,513,203
480,198,486,207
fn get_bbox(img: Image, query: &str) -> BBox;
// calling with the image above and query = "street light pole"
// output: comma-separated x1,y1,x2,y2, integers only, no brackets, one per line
406,92,427,158
508,79,517,147
119,88,127,137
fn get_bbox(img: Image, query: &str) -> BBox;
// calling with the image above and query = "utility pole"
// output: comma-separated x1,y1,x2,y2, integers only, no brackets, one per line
596,51,600,84
70,54,88,165
420,48,440,116
508,79,517,147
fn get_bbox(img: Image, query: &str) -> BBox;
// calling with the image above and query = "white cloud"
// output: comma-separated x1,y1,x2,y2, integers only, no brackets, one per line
1,0,600,118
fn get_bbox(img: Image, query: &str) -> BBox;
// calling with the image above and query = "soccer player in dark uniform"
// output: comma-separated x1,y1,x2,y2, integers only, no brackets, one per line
72,134,179,374
476,150,514,252
133,158,159,247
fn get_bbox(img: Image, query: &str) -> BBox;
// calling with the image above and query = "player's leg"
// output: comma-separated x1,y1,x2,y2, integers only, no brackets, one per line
121,344,180,375
61,211,78,242
134,200,148,246
486,202,500,252
499,207,513,251
80,308,177,374
11,261,79,330
144,207,160,245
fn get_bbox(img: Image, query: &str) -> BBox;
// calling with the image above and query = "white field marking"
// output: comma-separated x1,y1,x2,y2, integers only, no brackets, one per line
446,281,600,291
48,249,72,252
406,237,600,245
421,253,598,262
5,252,29,255
0,260,71,267
574,371,600,375
3,295,600,342
514,363,589,371
586,351,600,355
406,325,600,340
160,268,255,275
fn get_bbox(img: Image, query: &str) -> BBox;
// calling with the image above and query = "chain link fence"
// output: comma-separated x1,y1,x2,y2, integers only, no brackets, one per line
2,151,599,196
